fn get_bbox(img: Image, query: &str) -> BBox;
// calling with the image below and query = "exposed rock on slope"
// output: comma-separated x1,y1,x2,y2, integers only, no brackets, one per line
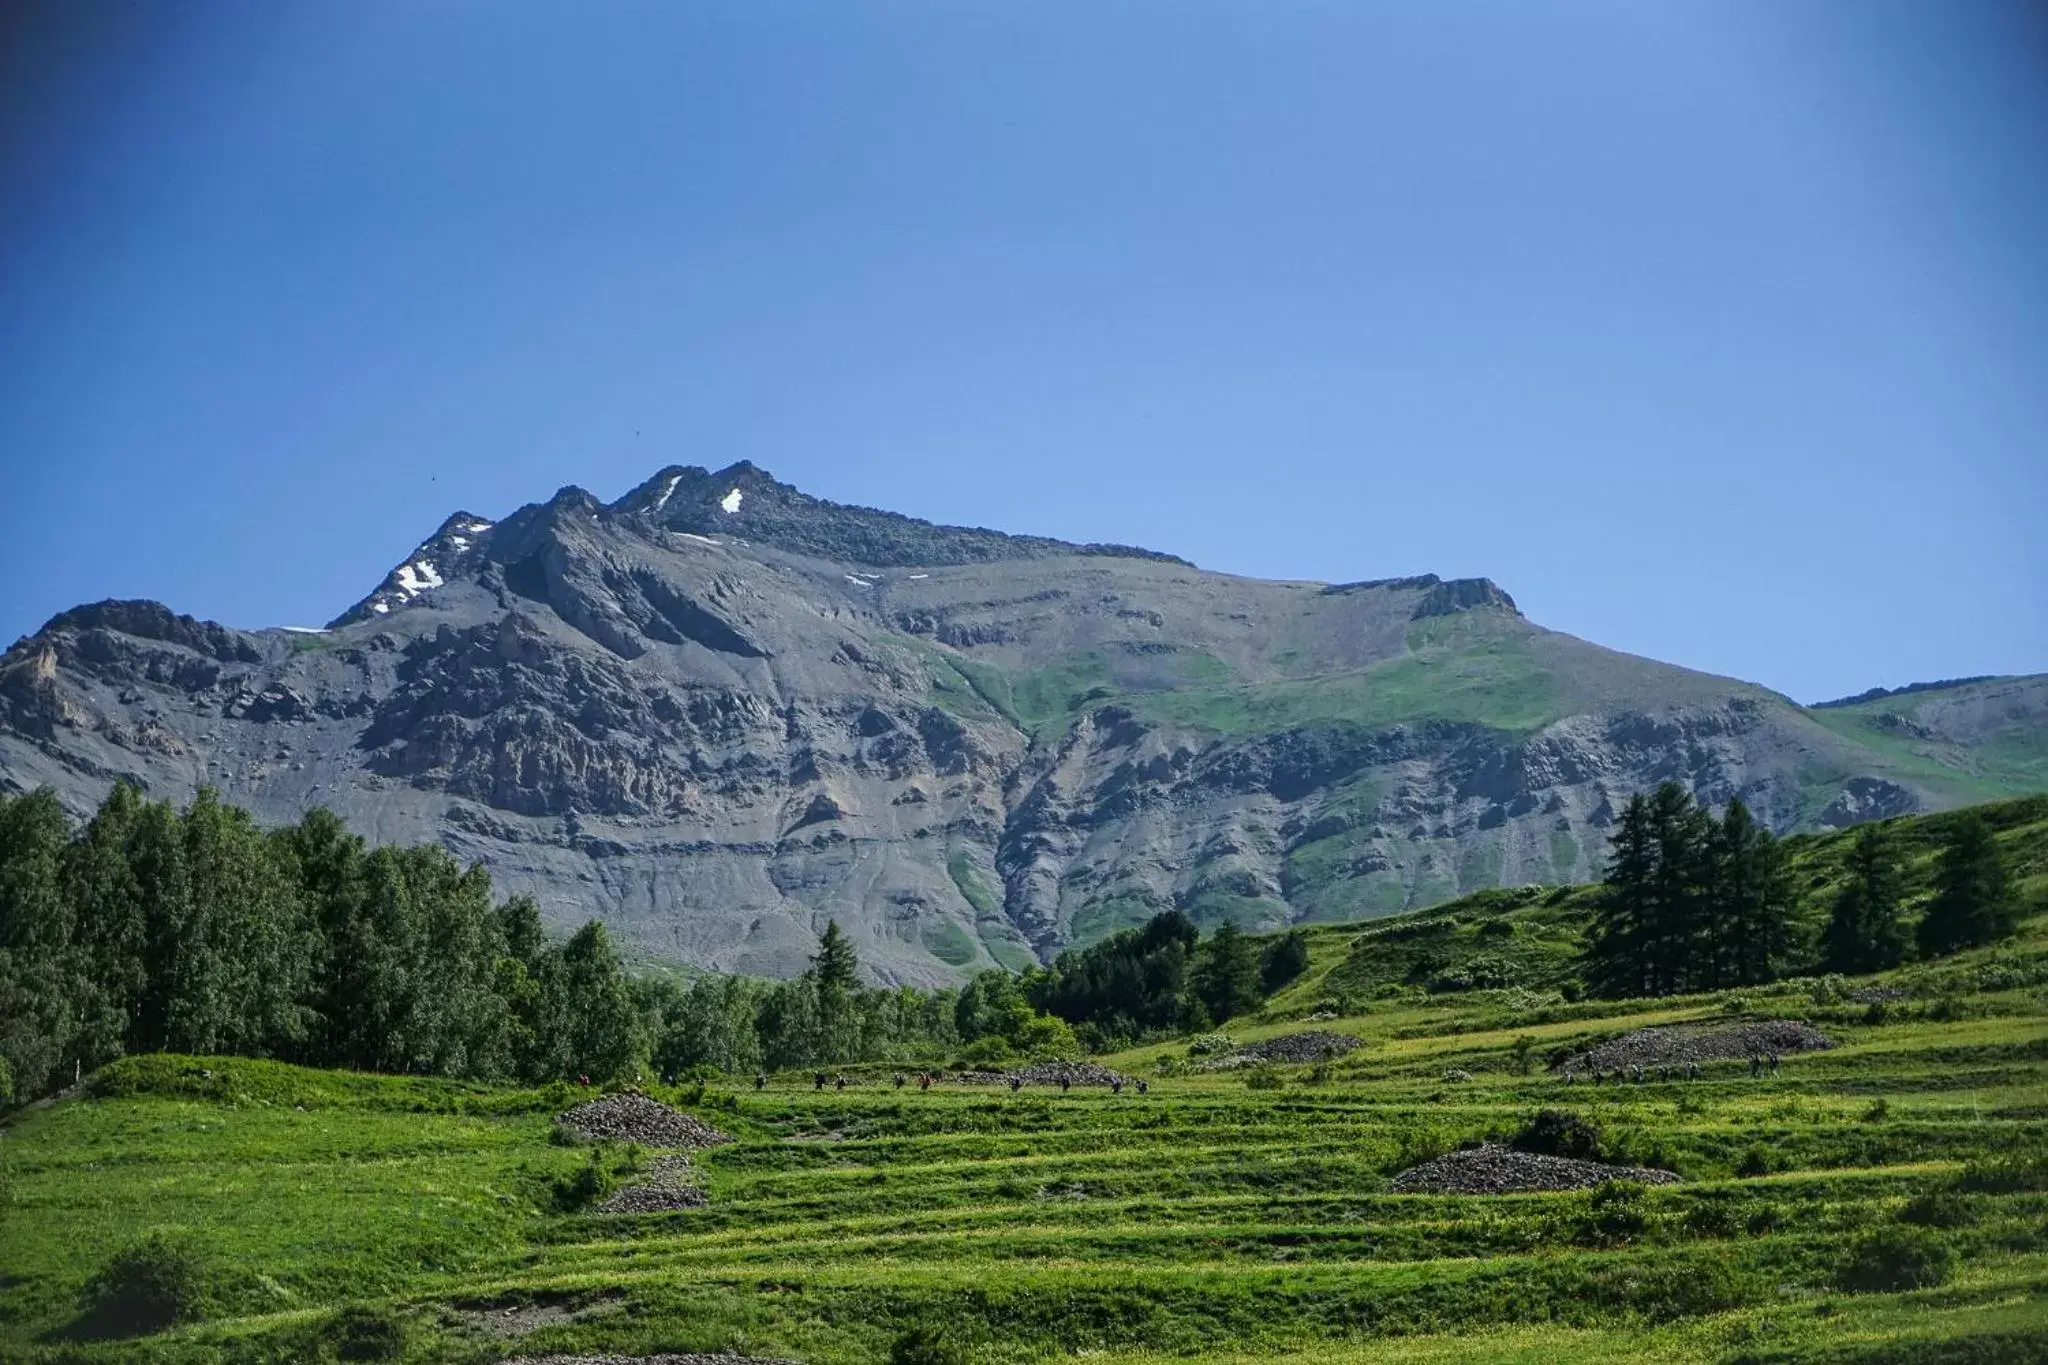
4,462,2043,984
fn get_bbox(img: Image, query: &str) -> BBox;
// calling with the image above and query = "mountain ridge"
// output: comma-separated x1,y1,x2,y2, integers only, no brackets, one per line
5,465,2045,984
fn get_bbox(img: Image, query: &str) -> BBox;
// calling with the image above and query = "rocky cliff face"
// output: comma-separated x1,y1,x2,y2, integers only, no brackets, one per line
4,463,2042,984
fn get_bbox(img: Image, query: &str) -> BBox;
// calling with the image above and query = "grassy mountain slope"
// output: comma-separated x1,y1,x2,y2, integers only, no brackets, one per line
5,928,2046,1362
1265,794,2048,1015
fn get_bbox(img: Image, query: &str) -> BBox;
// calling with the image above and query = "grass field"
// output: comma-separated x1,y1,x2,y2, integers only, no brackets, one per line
5,905,2048,1364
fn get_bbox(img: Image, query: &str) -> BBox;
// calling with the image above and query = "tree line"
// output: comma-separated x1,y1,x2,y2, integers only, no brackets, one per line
0,784,1303,1104
1583,782,2020,998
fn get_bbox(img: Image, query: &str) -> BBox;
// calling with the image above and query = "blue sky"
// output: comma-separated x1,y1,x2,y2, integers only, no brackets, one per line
3,1,2043,704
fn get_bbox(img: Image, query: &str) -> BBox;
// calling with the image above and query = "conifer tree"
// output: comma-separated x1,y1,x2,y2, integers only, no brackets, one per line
1917,812,2015,957
1822,823,1906,974
1192,920,1262,1023
1712,798,1794,988
1584,792,1654,997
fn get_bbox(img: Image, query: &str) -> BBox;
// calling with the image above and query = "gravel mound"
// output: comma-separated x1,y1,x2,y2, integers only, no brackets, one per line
1847,986,1909,1005
556,1092,732,1148
1196,1030,1360,1070
1391,1144,1680,1194
944,1060,1127,1087
503,1356,798,1364
1560,1020,1834,1073
1009,1059,1126,1087
596,1155,708,1213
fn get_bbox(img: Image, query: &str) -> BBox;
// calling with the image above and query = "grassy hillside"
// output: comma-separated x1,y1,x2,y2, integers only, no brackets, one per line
1265,794,2048,1015
5,867,2048,1361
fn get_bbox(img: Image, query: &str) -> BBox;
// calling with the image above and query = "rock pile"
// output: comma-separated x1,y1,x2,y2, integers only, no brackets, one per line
1847,986,1910,1005
556,1092,732,1148
1194,1030,1360,1071
1560,1020,1834,1074
1390,1144,1680,1194
943,1060,1128,1087
595,1155,708,1214
503,1356,798,1365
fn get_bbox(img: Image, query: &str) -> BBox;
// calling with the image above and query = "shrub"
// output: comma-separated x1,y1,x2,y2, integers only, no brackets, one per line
1745,1203,1783,1236
1837,1226,1954,1293
330,1305,407,1361
553,1151,618,1211
1242,1067,1285,1091
1512,1108,1605,1161
1862,1097,1891,1123
1508,1035,1537,1075
1185,1032,1236,1058
1682,1194,1741,1238
892,1323,966,1365
1736,1144,1773,1178
1579,1180,1651,1246
1955,1149,2048,1194
1898,1190,1976,1230
76,1231,214,1338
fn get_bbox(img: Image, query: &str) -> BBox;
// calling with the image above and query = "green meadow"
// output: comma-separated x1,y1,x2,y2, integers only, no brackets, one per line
6,920,2048,1363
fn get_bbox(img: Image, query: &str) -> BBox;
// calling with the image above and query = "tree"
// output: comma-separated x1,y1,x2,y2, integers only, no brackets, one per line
1260,930,1309,994
1917,813,2015,958
1710,798,1794,988
1823,824,1907,974
1192,921,1262,1024
1643,782,1710,995
64,783,147,1073
0,788,80,1096
812,920,859,991
1583,792,1654,998
553,921,643,1081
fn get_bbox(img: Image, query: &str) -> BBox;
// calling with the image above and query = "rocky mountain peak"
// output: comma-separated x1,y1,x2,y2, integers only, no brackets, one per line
619,461,1194,569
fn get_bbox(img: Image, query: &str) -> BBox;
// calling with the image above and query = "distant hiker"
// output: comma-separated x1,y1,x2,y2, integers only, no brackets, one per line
1658,1066,1669,1083
1563,1067,1575,1085
754,1074,766,1091
1633,1065,1645,1085
1112,1078,1124,1095
1009,1076,1022,1093
1059,1076,1070,1093
893,1073,906,1089
919,1073,932,1091
578,1074,590,1088
1136,1079,1149,1095
1748,1054,1761,1078
815,1072,827,1091
1769,1052,1781,1075
835,1075,846,1092
1592,1069,1602,1087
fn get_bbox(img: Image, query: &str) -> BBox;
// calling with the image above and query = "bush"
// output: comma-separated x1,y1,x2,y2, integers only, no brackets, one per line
1579,1180,1651,1246
1954,1149,2048,1194
1837,1226,1954,1293
553,1151,618,1211
330,1305,407,1361
1512,1108,1605,1161
1185,1032,1236,1057
1242,1067,1285,1091
1745,1203,1782,1236
892,1323,966,1365
76,1231,214,1338
1736,1144,1774,1178
1682,1195,1740,1238
1898,1190,1976,1230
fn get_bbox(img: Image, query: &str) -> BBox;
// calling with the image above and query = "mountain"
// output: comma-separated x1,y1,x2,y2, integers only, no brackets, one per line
4,462,2045,984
